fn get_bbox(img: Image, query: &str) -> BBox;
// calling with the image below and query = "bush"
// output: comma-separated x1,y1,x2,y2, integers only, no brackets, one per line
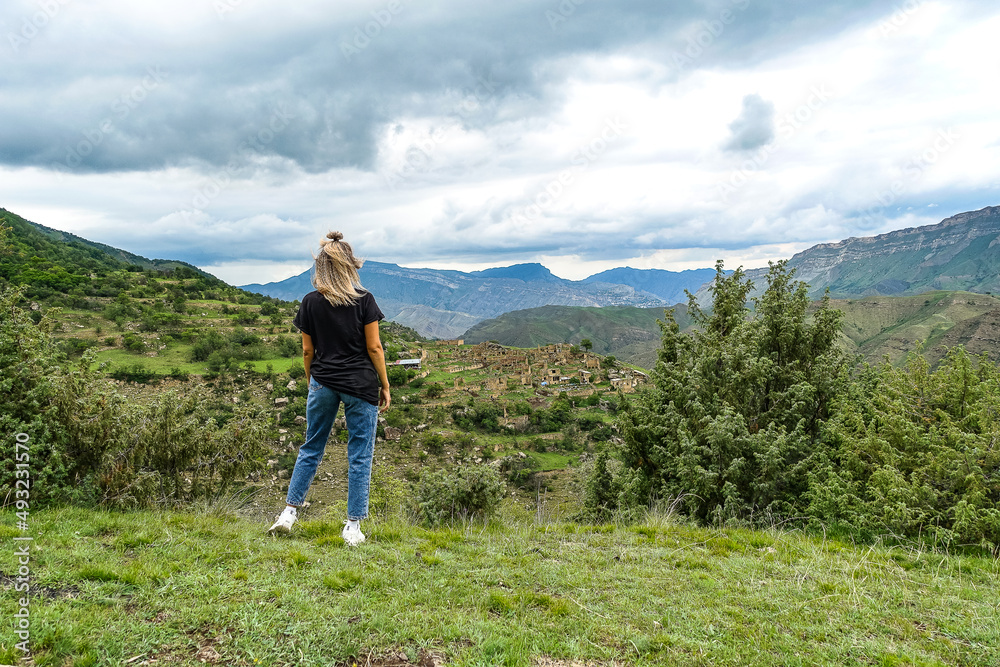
190,331,227,361
500,454,539,489
234,308,258,325
101,294,141,325
388,365,409,387
422,434,445,454
368,463,411,519
139,311,181,332
576,412,605,431
206,350,238,373
59,337,96,357
579,451,619,522
576,451,645,523
619,261,845,525
528,401,573,433
589,424,613,442
414,465,505,525
452,401,503,433
109,363,160,384
510,400,533,415
0,287,271,508
122,332,145,353
809,348,1000,549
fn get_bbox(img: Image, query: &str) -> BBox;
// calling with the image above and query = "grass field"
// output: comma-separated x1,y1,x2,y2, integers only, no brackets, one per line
2,506,997,666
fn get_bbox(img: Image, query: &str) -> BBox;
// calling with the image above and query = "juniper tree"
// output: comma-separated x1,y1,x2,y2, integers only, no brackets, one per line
618,260,845,524
810,346,1000,549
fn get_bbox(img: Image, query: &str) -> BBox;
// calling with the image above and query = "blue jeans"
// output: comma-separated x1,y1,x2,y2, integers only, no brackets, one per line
286,377,378,520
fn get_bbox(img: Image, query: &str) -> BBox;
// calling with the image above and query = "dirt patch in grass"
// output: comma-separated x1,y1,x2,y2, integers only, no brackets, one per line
0,572,81,599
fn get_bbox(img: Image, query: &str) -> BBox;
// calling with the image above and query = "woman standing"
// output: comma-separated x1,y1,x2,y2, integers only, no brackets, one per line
269,231,391,545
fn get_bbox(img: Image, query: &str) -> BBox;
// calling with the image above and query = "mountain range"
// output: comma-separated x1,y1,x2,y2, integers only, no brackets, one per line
467,205,1000,367
241,262,716,338
244,205,1000,340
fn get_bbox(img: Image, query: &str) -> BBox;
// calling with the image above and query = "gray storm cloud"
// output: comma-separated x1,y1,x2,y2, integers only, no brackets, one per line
0,0,886,175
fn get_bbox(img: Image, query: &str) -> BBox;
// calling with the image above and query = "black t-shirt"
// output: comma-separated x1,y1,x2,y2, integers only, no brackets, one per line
292,290,385,405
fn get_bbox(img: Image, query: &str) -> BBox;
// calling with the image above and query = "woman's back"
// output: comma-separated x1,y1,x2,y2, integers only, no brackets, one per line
293,290,384,405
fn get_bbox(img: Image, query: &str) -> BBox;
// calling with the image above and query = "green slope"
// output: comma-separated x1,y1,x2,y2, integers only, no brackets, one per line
794,205,1000,298
463,305,692,369
0,208,229,299
1,208,431,384
831,291,1000,365
463,293,1000,369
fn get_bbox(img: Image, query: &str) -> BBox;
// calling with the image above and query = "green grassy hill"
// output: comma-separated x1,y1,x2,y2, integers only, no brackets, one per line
832,291,1000,365
464,305,693,369
0,209,227,298
1,506,996,666
462,293,1000,370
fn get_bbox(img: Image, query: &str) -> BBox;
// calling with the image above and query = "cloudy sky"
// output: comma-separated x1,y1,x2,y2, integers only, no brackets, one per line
1,0,998,285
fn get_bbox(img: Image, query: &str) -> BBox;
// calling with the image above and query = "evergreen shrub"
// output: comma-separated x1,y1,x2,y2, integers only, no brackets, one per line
414,465,505,525
618,261,845,524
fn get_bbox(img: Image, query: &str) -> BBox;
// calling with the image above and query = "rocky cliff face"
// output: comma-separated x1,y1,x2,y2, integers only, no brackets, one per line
698,205,1000,302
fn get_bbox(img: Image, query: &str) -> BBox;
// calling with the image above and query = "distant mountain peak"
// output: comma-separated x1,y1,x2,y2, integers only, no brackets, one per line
582,266,721,304
470,263,559,282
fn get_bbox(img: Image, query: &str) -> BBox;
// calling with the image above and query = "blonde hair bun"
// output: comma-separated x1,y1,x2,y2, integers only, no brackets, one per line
313,231,365,306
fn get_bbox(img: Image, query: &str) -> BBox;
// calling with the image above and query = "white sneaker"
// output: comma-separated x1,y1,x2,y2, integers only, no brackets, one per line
269,506,297,533
342,521,365,546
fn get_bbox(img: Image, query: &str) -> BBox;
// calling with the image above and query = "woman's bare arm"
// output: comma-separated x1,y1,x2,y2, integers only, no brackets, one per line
364,321,391,412
301,332,314,385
